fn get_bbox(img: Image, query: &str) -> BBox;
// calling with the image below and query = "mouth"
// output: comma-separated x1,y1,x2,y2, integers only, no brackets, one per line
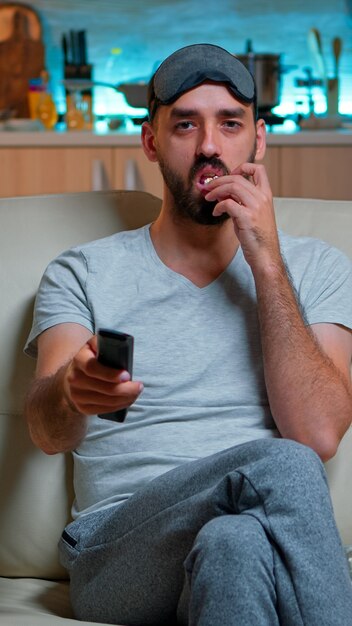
195,170,222,194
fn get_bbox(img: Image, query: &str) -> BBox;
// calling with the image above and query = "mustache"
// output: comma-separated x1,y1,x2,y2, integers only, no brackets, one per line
189,156,230,184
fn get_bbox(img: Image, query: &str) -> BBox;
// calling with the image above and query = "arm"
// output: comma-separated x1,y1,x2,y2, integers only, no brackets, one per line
254,268,352,461
206,164,352,461
25,322,143,455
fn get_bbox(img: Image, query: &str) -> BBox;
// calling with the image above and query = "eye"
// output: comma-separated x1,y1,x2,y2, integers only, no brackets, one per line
175,120,195,131
223,120,242,130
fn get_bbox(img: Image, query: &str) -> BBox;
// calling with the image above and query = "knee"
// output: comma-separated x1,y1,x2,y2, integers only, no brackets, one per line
274,439,325,478
192,517,237,559
185,515,266,571
265,440,331,507
243,438,327,492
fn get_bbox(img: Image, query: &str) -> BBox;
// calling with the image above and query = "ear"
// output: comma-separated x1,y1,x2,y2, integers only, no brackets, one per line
254,118,266,162
141,121,159,163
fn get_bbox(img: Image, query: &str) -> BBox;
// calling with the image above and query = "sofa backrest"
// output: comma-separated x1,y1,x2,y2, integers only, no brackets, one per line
0,191,351,580
0,190,161,579
274,197,352,549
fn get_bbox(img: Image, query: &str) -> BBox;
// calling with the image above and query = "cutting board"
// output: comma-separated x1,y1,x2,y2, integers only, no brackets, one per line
0,3,45,117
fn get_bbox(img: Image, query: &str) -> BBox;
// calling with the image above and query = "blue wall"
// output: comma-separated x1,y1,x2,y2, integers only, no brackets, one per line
27,0,352,117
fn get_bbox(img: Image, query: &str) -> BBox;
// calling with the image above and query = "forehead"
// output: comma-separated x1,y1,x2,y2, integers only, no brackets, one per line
164,82,253,118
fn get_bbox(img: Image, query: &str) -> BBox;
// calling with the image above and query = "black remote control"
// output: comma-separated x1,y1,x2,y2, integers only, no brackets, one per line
97,328,134,422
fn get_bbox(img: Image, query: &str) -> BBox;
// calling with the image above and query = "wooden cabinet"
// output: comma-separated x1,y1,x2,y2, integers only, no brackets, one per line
0,141,351,200
0,147,113,197
280,147,352,200
260,147,280,196
112,147,163,197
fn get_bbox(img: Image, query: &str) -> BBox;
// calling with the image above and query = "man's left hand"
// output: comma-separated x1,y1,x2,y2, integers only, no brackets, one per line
205,163,282,273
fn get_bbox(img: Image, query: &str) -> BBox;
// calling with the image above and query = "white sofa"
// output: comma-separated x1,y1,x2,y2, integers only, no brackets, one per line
0,190,351,625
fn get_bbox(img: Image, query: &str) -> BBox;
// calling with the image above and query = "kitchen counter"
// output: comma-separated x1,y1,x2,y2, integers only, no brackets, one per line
1,127,352,146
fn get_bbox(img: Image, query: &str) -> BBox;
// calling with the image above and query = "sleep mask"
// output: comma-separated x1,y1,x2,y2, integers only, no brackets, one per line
148,43,256,120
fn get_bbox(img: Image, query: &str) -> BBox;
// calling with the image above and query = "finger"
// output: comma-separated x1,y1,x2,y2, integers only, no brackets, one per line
69,369,132,394
205,180,257,207
233,162,271,193
91,360,131,383
212,198,247,220
70,350,131,385
71,381,143,414
73,380,142,403
87,335,98,355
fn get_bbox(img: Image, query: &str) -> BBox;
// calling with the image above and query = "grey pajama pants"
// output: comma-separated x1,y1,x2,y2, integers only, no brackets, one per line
59,438,352,625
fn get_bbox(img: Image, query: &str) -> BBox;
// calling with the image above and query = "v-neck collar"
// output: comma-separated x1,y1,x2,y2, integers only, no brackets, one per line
143,224,243,294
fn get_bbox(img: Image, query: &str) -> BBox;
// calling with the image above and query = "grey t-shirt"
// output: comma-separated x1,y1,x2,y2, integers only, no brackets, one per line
25,225,352,519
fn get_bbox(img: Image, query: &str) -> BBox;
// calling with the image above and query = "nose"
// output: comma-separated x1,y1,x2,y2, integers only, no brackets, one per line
196,123,221,158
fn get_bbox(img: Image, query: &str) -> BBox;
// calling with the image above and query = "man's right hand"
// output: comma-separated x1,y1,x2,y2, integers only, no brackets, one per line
25,323,143,455
63,335,143,417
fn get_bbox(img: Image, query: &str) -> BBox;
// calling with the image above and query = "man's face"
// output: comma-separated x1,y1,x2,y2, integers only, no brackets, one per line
157,145,257,226
148,83,264,226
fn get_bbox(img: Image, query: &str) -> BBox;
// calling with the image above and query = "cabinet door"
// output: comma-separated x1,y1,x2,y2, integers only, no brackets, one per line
281,147,352,200
113,147,163,198
260,146,281,197
0,147,113,197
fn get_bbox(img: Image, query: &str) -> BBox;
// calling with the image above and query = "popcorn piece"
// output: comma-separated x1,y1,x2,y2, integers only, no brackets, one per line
204,175,219,184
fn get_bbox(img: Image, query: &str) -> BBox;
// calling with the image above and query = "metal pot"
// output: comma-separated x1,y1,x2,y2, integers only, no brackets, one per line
117,83,148,108
235,53,282,112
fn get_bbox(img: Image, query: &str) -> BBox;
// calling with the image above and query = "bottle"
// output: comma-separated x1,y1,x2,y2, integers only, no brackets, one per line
36,71,58,130
28,79,45,119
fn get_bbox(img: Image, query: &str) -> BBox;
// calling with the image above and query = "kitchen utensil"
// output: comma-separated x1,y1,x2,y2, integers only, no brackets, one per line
115,83,148,108
0,2,41,41
63,79,149,108
307,28,326,82
332,36,342,79
235,52,282,112
61,34,68,65
78,30,87,66
235,40,296,113
327,77,339,115
0,3,44,117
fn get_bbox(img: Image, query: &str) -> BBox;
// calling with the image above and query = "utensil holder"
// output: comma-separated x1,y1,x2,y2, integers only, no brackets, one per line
327,77,339,116
64,64,94,129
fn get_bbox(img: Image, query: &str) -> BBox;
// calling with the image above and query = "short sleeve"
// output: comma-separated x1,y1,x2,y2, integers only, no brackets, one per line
298,245,352,330
24,247,94,358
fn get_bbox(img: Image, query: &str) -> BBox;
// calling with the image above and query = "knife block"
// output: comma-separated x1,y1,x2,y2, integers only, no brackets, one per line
64,64,93,129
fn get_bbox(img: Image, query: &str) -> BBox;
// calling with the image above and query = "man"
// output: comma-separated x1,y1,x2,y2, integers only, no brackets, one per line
25,44,352,625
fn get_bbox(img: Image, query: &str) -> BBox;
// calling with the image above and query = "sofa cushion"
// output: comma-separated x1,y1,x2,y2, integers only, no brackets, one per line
0,577,114,625
0,414,72,579
274,196,352,258
0,191,161,579
275,197,352,547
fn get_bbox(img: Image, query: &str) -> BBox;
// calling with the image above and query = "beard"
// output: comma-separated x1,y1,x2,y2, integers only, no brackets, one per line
157,144,257,226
